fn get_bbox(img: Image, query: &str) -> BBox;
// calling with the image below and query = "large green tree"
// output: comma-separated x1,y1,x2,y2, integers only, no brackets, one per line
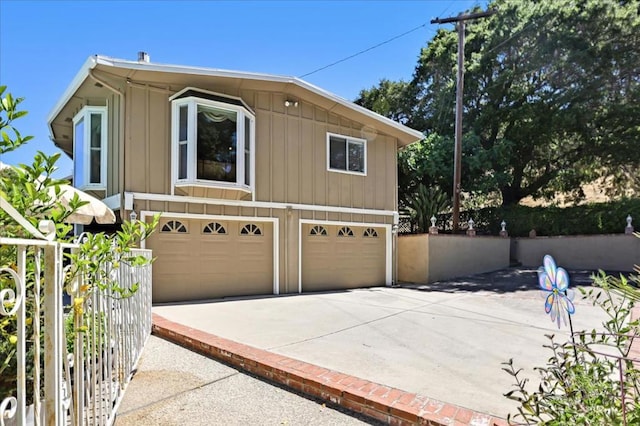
357,0,640,206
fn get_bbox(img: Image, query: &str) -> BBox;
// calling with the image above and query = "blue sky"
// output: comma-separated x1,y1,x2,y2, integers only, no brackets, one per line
0,0,482,177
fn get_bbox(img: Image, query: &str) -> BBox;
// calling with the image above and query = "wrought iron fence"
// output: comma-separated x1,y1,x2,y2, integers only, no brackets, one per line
1,229,152,425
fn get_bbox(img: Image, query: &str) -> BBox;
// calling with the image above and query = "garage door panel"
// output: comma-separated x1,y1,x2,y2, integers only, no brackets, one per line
302,224,386,292
148,218,274,303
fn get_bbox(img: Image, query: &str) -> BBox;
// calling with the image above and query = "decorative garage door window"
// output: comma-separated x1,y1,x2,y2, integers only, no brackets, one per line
309,225,328,236
161,220,188,233
240,223,262,236
363,228,378,237
203,222,227,234
337,226,354,237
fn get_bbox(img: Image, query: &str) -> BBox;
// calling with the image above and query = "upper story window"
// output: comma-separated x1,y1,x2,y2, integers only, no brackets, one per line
171,88,255,192
327,133,366,176
73,106,107,190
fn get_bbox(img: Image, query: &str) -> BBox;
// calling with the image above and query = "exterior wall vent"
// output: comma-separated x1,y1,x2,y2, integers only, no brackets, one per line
138,51,150,63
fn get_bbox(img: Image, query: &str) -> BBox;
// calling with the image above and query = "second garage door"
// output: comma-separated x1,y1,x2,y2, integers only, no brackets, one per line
301,223,387,292
147,217,274,303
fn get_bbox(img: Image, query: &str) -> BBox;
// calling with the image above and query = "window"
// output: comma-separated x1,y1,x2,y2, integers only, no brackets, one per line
327,133,366,175
309,225,327,236
363,228,378,238
73,106,107,190
337,226,354,237
203,222,226,234
161,220,188,233
240,223,262,235
171,88,255,191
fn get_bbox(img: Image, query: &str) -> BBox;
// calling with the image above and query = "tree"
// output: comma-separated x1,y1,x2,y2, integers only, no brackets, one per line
358,0,640,206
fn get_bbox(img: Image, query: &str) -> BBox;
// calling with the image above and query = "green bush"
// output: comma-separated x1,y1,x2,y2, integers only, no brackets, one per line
466,199,640,237
504,272,640,424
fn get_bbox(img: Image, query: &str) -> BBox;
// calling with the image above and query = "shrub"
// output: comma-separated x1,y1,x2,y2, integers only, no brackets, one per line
503,272,640,424
466,199,640,236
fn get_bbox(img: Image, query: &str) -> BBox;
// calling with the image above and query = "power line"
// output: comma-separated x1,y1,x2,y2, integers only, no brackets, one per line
299,22,434,78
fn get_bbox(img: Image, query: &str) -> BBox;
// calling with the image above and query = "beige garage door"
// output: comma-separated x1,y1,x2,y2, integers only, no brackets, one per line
147,218,273,303
301,223,386,292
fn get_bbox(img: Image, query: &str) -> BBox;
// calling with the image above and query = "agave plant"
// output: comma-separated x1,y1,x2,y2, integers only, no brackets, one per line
405,184,451,233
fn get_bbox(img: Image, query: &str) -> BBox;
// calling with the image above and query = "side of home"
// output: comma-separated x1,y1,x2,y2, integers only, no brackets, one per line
48,54,423,302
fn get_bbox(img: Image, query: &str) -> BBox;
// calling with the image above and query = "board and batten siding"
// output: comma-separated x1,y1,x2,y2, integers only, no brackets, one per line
123,85,398,211
124,85,172,195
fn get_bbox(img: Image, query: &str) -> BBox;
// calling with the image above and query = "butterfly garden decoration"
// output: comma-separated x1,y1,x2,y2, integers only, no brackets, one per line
537,255,575,329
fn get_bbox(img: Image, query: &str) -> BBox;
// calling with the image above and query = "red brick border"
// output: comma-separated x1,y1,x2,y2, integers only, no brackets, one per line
152,314,507,426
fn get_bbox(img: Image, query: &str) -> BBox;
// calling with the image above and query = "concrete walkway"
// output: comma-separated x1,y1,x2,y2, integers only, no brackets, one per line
116,335,377,425
150,268,609,421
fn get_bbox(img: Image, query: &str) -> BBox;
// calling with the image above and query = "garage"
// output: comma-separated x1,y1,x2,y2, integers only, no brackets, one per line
300,222,388,292
146,216,275,303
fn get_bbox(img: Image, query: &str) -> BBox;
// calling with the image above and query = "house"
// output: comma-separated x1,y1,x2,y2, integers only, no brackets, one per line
47,53,423,303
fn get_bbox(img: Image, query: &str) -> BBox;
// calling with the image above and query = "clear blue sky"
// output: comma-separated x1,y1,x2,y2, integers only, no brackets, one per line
0,0,482,177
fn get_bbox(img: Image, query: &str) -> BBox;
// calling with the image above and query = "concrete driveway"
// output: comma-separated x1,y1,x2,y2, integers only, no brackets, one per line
153,268,610,418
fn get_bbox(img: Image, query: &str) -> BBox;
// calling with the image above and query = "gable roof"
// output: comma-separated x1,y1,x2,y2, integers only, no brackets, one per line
47,55,424,148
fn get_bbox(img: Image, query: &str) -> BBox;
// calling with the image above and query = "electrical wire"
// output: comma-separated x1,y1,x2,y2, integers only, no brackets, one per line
299,22,434,78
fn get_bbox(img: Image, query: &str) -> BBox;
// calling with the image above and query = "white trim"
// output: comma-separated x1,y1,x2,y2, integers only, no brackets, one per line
298,219,392,293
72,106,107,190
169,86,254,114
129,191,397,217
140,210,279,295
170,95,256,196
47,56,98,138
47,55,424,147
102,194,120,210
326,132,367,176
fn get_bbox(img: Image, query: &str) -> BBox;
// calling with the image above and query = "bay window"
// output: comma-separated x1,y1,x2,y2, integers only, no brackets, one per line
171,88,255,192
73,106,107,190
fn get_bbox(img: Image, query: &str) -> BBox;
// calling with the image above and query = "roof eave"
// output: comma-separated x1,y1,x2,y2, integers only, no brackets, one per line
48,55,424,146
46,55,99,141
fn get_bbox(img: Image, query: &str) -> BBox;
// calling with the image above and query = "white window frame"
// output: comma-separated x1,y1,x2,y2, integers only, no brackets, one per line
326,132,367,176
72,106,107,190
170,91,255,195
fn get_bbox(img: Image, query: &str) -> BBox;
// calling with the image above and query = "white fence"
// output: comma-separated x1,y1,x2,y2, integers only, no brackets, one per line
0,235,152,425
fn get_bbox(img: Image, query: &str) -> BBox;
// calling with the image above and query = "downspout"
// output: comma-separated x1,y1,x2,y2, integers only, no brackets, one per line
88,70,126,219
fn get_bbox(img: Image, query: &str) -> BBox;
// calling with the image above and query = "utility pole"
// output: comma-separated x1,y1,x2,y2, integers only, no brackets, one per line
431,10,496,232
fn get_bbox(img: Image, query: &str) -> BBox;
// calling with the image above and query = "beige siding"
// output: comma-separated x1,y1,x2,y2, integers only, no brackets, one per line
124,86,171,195
120,85,398,211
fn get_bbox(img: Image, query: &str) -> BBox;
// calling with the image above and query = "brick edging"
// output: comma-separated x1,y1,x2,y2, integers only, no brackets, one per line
152,314,507,426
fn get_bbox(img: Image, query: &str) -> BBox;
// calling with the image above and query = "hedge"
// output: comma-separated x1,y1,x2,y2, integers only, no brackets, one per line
461,198,640,237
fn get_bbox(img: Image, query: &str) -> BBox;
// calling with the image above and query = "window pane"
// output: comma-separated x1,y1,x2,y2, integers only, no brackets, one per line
196,104,237,182
329,136,346,170
74,118,85,187
244,116,251,186
89,113,102,183
178,142,187,179
179,105,188,141
90,149,101,183
348,141,365,173
90,113,102,148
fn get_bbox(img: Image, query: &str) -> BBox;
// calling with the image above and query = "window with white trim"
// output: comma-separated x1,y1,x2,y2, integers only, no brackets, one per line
240,223,262,236
161,220,188,233
73,106,107,190
327,133,366,175
337,226,354,237
171,89,255,191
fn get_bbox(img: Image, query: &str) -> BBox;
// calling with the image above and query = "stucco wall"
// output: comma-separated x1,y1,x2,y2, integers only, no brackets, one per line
398,234,510,284
397,235,429,283
513,234,640,271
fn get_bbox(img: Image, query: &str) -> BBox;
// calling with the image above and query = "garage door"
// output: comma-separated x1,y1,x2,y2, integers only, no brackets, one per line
146,217,274,303
301,223,386,292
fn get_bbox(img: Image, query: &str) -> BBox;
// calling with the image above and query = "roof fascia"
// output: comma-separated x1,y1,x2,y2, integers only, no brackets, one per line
96,56,424,143
46,55,99,139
